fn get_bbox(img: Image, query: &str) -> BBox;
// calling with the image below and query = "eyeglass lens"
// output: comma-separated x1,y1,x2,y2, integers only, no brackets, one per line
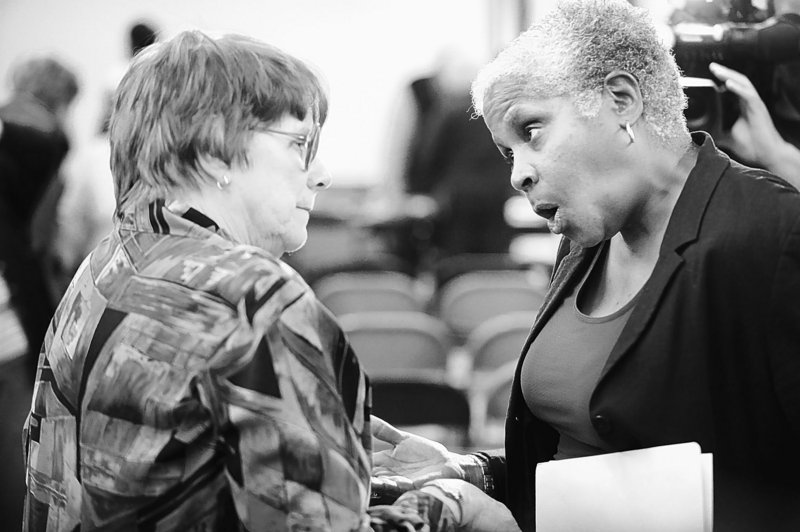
305,124,320,170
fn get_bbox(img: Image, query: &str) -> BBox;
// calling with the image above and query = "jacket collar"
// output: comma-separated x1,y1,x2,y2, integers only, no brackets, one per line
116,198,236,246
660,132,730,253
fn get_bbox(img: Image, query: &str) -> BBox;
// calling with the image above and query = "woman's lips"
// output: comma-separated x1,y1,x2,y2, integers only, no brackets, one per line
533,203,558,220
534,203,562,234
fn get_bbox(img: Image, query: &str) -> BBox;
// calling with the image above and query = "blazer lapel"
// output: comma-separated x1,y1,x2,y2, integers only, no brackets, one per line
599,251,683,377
599,132,730,379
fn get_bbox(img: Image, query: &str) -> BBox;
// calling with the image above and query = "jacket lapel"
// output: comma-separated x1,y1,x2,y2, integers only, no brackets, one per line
599,132,730,379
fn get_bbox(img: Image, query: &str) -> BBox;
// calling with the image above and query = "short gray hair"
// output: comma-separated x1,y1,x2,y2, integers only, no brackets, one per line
471,0,689,150
109,30,328,211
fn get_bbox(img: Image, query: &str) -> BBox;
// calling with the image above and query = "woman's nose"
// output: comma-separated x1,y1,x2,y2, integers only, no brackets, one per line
307,159,332,190
510,163,536,192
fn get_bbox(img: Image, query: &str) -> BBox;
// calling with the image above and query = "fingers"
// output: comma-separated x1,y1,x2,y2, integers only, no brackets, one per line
372,465,396,476
709,62,758,99
375,468,444,487
371,475,414,493
370,415,408,445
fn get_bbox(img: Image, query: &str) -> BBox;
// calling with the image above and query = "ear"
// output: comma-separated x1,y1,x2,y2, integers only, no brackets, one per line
603,70,643,124
196,153,230,181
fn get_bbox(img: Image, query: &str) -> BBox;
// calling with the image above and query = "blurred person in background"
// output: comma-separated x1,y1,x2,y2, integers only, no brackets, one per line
53,101,116,291
701,0,800,183
667,0,800,176
767,0,800,147
372,1,800,530
366,47,515,274
0,55,78,369
55,20,159,292
21,29,502,531
710,61,800,184
412,85,516,260
0,55,78,532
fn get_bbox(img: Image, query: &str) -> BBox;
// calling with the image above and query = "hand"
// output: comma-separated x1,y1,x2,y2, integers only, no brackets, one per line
708,62,785,164
371,416,473,488
418,479,521,531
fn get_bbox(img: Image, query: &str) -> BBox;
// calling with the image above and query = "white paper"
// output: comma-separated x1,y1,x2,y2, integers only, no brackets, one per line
536,442,713,532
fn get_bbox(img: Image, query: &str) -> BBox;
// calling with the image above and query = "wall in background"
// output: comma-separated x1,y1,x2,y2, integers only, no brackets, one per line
0,0,494,186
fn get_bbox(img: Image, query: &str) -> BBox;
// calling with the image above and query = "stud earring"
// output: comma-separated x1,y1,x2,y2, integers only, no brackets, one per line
216,174,231,190
624,122,635,144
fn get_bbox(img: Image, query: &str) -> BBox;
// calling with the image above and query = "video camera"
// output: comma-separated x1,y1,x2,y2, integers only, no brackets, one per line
670,0,800,136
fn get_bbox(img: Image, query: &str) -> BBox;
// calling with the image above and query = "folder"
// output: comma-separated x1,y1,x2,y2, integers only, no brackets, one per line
536,442,713,532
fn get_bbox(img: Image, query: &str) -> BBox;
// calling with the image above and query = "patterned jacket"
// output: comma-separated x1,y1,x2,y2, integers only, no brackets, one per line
23,199,373,531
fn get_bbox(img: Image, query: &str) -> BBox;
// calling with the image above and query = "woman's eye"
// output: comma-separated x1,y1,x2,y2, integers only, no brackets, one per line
524,124,540,142
503,150,514,166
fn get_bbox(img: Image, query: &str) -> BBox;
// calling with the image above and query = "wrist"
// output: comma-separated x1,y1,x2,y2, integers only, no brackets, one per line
419,481,464,523
460,453,483,486
469,452,496,495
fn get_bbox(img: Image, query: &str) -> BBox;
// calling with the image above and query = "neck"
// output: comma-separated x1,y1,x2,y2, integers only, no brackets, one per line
168,186,284,257
615,140,698,261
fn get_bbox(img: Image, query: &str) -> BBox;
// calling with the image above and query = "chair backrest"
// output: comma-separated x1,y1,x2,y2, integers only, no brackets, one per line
436,270,546,339
431,253,527,289
467,361,516,447
465,311,535,373
486,378,513,421
314,271,423,316
339,311,452,377
370,377,471,448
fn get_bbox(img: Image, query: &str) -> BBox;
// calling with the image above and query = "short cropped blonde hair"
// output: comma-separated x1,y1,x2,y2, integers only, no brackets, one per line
472,0,690,150
109,31,328,211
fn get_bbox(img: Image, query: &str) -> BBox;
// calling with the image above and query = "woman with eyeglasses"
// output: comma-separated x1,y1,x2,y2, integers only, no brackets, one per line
20,30,467,531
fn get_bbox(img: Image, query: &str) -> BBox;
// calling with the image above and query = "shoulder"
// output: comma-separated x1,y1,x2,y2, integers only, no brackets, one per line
179,243,313,311
712,159,800,238
118,230,315,320
685,161,800,287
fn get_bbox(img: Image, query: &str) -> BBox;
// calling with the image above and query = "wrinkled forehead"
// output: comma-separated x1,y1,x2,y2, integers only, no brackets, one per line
482,77,552,126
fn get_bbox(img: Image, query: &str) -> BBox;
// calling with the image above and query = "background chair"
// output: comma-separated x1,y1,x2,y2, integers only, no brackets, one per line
468,361,516,447
465,311,534,375
370,376,472,449
460,312,533,445
314,271,425,316
430,252,529,289
435,270,546,341
339,311,452,379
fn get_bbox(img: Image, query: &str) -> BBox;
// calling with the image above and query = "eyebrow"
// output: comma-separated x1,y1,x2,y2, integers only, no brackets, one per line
505,103,550,126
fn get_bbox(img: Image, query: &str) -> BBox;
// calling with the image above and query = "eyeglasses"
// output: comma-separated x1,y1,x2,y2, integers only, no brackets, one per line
260,122,320,171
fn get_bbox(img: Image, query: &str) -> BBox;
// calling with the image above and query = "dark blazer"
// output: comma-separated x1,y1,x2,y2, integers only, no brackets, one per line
491,133,800,531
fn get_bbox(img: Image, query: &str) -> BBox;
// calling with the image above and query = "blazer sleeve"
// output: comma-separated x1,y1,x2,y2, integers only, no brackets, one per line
766,212,800,438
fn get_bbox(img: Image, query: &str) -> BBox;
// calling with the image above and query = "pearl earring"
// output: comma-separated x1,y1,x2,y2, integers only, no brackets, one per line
216,174,231,190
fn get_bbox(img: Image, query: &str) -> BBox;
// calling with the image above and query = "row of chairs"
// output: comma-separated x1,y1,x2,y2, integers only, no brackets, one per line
339,310,533,380
313,269,544,449
315,268,547,340
352,312,529,448
370,370,515,450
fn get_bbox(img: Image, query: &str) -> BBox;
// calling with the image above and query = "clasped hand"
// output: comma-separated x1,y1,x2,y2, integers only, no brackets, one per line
370,415,471,495
370,416,521,531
